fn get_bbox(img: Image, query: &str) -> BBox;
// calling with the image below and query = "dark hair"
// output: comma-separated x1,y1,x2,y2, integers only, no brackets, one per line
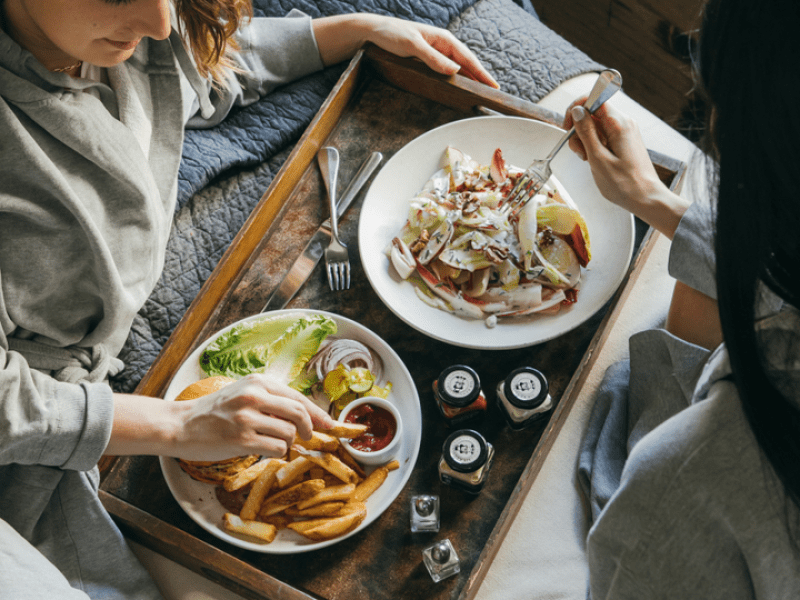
697,0,800,505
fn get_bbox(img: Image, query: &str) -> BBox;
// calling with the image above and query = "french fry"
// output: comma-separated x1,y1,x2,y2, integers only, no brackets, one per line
285,501,345,518
295,447,358,484
353,466,388,503
259,479,325,517
275,456,313,488
321,422,368,439
223,458,274,492
240,459,282,520
385,459,400,472
261,513,292,530
294,430,340,453
280,472,307,490
295,483,356,511
223,513,277,543
336,446,366,480
286,517,333,534
284,503,366,534
295,507,367,541
309,466,326,480
335,501,367,516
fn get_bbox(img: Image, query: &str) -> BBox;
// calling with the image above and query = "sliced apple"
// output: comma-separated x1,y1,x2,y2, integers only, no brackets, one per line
535,203,591,266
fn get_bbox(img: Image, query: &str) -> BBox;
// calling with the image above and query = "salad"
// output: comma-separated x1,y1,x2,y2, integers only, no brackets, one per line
388,146,591,325
200,312,392,417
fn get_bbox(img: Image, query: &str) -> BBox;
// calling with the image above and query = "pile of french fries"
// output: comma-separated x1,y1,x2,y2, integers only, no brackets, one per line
221,422,399,544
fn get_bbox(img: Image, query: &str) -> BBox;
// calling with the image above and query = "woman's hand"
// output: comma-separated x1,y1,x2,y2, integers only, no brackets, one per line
313,14,499,88
564,98,690,238
108,374,336,461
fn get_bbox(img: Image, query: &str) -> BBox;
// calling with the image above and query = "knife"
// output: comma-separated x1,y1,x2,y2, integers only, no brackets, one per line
261,151,383,312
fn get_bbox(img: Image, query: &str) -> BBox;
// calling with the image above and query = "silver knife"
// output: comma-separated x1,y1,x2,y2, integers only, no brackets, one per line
262,151,383,311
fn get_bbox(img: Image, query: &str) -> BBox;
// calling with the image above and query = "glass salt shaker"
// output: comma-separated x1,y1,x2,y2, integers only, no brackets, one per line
438,429,494,494
410,495,440,532
496,367,553,430
432,365,487,427
422,539,461,582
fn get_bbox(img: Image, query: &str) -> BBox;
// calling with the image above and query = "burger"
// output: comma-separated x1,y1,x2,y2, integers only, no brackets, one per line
174,376,261,485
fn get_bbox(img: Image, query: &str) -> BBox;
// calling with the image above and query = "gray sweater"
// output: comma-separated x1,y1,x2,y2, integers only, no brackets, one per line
0,13,322,599
581,201,800,598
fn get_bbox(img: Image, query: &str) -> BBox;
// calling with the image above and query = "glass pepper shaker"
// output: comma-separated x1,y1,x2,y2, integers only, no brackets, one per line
410,495,440,532
432,365,487,427
422,539,461,582
438,429,494,494
496,367,553,430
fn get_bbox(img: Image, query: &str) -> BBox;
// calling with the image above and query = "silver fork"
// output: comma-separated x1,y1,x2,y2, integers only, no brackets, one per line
500,69,622,216
318,146,350,291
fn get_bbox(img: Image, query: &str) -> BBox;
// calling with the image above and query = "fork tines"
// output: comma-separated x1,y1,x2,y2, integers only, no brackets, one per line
500,172,546,216
326,259,350,291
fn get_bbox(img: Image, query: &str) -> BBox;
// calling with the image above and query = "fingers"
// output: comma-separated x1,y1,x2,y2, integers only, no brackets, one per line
570,105,614,163
378,18,499,88
255,375,336,433
423,31,499,88
177,375,336,460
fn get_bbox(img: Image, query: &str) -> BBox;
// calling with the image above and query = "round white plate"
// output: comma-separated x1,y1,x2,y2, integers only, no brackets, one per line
159,309,421,554
358,116,634,349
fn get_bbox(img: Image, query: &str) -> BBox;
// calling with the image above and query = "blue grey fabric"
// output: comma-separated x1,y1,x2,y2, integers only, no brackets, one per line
579,201,800,598
176,0,482,208
578,330,711,522
111,0,603,394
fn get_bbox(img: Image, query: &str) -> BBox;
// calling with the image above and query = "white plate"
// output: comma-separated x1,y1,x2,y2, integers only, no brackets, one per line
358,116,634,349
159,309,421,554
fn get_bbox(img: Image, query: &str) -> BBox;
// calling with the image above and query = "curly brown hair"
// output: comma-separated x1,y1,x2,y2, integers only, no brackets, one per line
174,0,253,87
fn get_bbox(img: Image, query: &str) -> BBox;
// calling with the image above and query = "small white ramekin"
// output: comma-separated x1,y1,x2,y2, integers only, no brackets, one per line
337,396,402,467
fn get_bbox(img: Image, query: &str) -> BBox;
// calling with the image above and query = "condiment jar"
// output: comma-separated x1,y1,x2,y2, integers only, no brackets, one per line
496,367,552,430
438,429,494,494
432,365,487,427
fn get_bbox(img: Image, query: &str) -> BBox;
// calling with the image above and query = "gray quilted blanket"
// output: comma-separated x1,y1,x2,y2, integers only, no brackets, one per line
110,0,602,393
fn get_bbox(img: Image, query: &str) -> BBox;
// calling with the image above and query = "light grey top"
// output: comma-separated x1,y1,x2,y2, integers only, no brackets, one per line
0,12,323,598
584,200,800,598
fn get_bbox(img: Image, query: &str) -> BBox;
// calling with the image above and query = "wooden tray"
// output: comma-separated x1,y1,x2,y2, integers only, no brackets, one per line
99,45,686,600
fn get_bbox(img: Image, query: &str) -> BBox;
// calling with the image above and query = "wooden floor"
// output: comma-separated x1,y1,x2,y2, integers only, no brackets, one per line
532,0,707,141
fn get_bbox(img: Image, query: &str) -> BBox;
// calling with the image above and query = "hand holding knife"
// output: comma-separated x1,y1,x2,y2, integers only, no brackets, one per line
261,151,383,312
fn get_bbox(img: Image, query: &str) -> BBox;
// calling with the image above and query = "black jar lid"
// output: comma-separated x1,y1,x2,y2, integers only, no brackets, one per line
442,429,488,473
436,365,481,408
503,367,548,409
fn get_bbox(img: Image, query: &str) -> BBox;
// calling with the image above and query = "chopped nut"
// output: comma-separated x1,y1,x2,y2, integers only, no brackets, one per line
410,230,430,255
484,244,509,264
538,228,555,248
462,201,479,215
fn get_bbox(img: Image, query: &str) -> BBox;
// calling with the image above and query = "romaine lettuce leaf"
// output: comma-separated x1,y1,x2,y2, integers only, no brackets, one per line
199,313,337,382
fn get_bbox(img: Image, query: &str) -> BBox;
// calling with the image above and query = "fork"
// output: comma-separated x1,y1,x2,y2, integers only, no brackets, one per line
318,146,350,291
500,69,623,216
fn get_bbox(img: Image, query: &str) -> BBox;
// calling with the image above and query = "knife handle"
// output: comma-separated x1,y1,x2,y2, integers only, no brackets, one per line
322,151,383,228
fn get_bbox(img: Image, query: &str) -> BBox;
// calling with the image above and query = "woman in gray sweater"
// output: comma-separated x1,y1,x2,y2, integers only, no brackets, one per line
0,1,496,597
569,0,800,596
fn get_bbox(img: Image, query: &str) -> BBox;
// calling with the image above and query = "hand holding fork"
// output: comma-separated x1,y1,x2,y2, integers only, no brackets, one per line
318,146,351,291
500,69,623,216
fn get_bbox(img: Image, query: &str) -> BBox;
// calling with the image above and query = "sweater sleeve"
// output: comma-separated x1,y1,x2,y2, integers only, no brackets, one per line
667,199,717,299
0,339,114,472
183,10,325,128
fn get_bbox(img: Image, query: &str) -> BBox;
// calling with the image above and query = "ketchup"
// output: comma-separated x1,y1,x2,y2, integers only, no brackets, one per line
344,403,397,452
